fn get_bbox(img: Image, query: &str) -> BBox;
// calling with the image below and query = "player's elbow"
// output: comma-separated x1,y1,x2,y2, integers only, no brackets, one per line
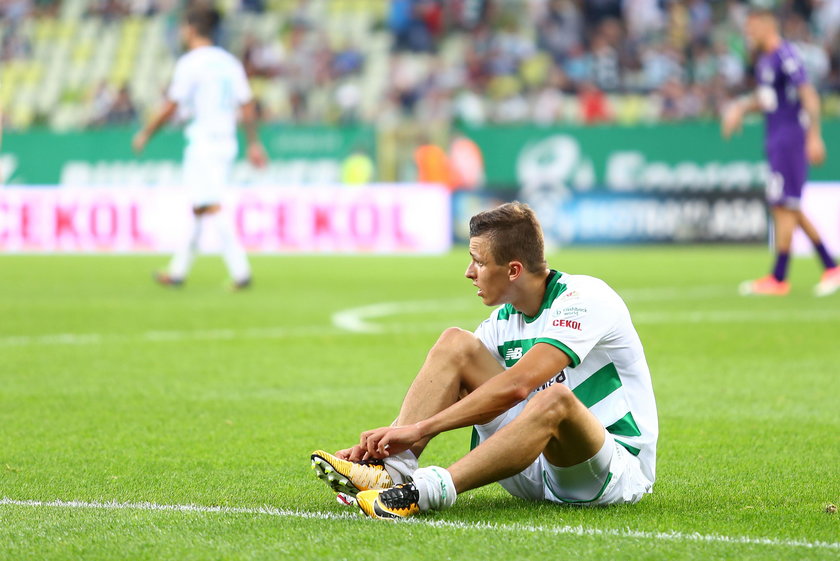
505,383,532,405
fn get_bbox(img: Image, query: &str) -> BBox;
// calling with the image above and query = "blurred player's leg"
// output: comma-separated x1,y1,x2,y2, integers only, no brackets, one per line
770,206,797,281
163,213,203,283
796,211,840,295
208,210,251,287
740,206,794,296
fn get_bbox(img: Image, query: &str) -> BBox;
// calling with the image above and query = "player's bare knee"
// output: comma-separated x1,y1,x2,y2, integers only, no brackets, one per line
431,327,481,362
525,384,577,426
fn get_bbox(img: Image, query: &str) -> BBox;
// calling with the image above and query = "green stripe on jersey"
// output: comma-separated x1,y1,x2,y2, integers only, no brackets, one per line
606,411,642,438
498,338,580,368
616,440,641,456
572,362,622,408
496,271,566,323
535,338,581,367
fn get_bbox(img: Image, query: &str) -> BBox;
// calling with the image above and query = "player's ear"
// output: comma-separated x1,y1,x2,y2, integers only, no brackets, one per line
508,261,524,281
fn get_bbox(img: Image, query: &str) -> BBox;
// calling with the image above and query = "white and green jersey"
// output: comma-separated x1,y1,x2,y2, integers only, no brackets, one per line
474,270,658,482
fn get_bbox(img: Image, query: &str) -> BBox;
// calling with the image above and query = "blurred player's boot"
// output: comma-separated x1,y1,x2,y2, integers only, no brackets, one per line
310,450,393,500
739,275,790,296
154,271,184,287
229,277,252,292
814,266,840,297
356,482,420,520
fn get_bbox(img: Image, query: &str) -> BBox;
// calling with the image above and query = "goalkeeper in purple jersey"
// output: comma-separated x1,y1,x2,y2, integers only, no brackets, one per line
723,7,840,297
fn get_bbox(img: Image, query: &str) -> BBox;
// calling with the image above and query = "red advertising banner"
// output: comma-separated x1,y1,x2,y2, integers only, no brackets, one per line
0,185,452,254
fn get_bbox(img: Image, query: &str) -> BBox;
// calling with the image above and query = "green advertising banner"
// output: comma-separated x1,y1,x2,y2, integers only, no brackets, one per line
1,125,375,185
461,121,840,192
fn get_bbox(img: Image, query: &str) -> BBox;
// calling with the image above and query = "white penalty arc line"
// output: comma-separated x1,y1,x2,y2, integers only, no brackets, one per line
1,498,837,551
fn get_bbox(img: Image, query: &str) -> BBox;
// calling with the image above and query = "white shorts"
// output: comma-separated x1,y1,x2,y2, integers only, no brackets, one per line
182,140,237,207
473,401,653,506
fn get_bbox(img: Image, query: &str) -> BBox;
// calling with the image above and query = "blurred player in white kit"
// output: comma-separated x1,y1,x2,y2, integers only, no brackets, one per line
133,6,267,290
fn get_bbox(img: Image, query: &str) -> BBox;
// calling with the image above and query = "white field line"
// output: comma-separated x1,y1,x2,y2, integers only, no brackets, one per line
0,497,837,551
331,298,840,334
331,298,471,334
0,325,341,348
5,306,840,347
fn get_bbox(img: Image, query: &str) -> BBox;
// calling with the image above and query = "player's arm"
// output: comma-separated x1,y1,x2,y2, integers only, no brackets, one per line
799,83,826,165
132,100,178,154
722,93,762,139
240,99,267,168
361,343,571,457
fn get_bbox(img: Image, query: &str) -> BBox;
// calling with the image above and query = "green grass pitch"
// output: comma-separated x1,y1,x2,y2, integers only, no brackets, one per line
0,247,838,560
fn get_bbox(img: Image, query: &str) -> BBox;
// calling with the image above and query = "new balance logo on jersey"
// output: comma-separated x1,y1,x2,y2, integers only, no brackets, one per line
504,347,523,361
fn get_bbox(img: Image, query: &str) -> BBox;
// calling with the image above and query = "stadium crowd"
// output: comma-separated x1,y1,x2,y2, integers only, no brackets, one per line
2,0,840,128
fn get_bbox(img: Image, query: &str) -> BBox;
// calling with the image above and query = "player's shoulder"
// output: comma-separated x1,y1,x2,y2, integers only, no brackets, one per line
488,303,514,322
551,272,622,309
555,272,613,295
778,40,802,58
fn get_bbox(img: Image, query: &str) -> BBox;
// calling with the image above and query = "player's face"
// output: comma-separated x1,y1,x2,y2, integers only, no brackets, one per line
745,14,772,51
180,23,195,48
465,235,513,307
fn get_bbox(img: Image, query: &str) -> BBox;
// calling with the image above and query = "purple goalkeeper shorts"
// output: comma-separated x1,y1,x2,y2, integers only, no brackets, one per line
765,145,807,209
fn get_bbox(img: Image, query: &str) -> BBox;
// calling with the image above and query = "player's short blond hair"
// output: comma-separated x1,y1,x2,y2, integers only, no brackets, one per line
469,202,547,273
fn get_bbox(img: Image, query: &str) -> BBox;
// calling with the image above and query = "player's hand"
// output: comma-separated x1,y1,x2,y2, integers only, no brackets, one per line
132,130,149,154
806,132,826,166
247,141,268,169
334,445,368,462
721,103,743,139
359,424,423,459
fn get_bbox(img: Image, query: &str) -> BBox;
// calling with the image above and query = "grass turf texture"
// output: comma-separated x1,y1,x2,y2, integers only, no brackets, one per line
0,247,838,560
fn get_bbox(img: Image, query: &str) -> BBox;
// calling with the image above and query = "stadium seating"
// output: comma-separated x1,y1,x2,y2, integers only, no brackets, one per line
1,0,839,130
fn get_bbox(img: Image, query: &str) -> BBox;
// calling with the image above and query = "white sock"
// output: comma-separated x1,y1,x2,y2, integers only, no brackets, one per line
169,215,202,279
211,212,251,282
412,466,457,512
382,449,418,485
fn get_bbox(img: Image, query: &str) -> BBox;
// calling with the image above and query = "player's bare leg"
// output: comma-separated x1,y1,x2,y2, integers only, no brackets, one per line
447,383,605,493
357,384,607,519
772,206,797,254
313,328,502,501
394,327,504,458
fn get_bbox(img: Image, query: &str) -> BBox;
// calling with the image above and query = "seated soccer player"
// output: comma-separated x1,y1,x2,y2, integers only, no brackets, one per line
311,202,658,519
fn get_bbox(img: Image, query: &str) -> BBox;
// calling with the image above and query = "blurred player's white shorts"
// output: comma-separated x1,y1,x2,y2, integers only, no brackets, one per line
183,139,237,207
474,402,653,506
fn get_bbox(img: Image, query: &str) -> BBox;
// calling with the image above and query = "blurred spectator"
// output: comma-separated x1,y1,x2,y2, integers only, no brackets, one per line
242,34,284,78
448,134,485,189
105,86,138,125
623,0,664,42
1,0,32,23
537,0,583,64
414,136,455,188
390,0,438,53
88,81,117,127
578,82,612,123
1,28,32,61
341,145,376,185
3,0,840,129
583,0,622,30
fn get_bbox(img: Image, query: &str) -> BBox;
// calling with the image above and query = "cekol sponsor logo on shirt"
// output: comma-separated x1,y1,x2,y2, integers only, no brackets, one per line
552,319,582,331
